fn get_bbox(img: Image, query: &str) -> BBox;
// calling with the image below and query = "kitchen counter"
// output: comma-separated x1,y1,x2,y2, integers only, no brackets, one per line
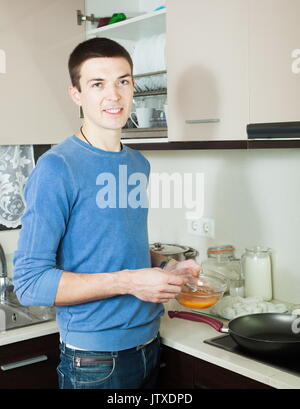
159,311,300,389
0,320,59,347
0,313,299,389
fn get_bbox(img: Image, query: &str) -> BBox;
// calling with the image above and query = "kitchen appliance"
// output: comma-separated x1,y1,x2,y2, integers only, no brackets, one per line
150,242,198,261
204,335,300,378
168,311,300,358
247,121,300,140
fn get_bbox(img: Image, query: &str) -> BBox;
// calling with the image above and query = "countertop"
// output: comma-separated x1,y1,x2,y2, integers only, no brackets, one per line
0,320,59,347
159,311,300,389
0,312,299,389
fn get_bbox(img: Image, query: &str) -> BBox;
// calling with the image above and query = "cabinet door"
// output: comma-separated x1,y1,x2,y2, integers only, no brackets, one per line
0,0,84,145
158,345,273,389
166,0,249,141
249,0,300,123
0,333,60,389
158,344,195,388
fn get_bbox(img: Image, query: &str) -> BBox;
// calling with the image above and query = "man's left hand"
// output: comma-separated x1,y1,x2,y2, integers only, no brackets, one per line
163,258,201,278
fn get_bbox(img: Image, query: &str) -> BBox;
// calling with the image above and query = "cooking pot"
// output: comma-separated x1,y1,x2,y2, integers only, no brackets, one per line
150,242,199,261
168,310,300,358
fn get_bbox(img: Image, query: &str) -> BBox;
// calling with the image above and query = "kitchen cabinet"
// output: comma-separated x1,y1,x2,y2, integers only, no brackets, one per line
0,0,84,145
0,333,59,389
158,345,273,389
249,0,300,124
166,0,249,142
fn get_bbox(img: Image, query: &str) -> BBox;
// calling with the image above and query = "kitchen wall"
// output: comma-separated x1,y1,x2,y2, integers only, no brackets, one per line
143,148,300,304
1,147,299,304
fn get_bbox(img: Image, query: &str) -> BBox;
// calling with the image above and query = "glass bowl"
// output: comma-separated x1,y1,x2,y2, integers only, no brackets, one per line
176,270,228,309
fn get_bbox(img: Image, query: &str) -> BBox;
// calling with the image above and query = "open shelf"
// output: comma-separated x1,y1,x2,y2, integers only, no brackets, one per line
87,8,166,40
122,127,167,140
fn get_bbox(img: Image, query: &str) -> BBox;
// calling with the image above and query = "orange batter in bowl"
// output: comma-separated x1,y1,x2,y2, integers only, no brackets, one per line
176,286,220,309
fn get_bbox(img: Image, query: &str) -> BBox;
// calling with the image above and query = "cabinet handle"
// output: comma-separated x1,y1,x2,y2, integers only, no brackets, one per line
185,119,220,124
1,354,48,371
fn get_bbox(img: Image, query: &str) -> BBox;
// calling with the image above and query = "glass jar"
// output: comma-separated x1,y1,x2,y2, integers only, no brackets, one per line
202,245,243,295
242,246,272,301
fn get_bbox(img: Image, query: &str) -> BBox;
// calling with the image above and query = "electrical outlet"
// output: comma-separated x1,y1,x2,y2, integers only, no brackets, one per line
187,218,215,238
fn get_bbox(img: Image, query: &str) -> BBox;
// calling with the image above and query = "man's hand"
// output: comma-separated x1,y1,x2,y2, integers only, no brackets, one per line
164,258,201,278
121,267,190,303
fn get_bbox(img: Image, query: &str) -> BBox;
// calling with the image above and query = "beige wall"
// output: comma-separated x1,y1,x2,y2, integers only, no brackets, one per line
3,147,300,304
144,148,300,304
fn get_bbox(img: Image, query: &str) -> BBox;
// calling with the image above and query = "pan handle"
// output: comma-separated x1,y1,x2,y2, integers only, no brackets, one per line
168,311,225,332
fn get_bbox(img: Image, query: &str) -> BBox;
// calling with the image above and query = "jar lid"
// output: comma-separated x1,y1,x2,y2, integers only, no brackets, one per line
245,246,271,255
207,245,235,255
150,242,190,256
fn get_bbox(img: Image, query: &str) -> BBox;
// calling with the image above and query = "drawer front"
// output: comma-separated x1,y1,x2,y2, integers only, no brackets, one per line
0,333,60,389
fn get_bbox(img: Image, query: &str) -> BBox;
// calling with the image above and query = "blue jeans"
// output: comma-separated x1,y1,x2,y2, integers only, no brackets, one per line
57,336,161,389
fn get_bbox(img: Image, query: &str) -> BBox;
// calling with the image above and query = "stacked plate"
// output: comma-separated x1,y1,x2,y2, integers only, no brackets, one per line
132,33,166,91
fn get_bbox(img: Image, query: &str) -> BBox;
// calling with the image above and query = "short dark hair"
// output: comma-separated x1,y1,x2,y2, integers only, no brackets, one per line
68,37,133,91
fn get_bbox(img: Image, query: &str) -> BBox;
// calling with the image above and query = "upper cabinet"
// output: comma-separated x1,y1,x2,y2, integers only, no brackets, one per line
166,0,249,142
2,0,299,146
249,0,300,124
84,0,166,53
0,0,84,145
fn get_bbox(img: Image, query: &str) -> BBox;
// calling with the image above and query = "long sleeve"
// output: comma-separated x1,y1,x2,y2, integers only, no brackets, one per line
13,152,76,306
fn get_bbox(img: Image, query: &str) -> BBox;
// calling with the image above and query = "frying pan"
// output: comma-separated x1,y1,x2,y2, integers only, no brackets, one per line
168,311,300,357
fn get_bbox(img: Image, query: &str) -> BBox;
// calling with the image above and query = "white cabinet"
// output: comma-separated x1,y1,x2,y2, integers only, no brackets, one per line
0,0,84,145
166,0,249,142
3,0,297,146
249,0,300,124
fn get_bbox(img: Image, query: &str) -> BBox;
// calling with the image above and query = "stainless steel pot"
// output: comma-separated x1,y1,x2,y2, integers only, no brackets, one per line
149,242,199,261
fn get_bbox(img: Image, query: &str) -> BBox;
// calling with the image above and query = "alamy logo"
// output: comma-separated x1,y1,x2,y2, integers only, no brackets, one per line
291,49,300,74
291,316,300,334
0,49,6,74
95,165,204,219
96,165,148,209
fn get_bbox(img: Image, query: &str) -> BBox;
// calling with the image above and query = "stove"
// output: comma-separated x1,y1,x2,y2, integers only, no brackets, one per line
204,335,300,377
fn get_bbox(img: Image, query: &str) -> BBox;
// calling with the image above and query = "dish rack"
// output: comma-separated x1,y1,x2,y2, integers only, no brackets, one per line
122,70,167,139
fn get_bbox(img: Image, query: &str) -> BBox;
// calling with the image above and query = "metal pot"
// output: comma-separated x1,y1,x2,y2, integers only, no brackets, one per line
149,242,199,261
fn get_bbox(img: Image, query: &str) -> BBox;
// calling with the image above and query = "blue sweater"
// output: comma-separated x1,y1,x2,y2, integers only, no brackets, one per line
13,136,164,351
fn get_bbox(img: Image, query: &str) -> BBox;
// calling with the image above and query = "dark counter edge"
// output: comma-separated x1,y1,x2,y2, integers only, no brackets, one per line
124,139,300,150
32,141,300,157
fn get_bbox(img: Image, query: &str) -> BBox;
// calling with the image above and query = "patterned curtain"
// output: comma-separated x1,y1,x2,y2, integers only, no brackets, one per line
0,145,34,228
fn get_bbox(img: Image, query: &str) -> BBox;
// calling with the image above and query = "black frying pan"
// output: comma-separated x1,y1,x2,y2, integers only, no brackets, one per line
168,311,300,357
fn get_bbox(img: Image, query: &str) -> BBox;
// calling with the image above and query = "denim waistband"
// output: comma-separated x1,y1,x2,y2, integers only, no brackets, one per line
60,334,159,356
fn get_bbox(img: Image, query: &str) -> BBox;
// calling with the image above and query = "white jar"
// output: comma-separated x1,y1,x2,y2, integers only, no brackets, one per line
242,246,272,301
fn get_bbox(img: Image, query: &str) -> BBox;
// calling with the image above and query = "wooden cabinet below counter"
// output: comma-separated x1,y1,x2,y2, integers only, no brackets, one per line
158,345,273,389
0,333,59,389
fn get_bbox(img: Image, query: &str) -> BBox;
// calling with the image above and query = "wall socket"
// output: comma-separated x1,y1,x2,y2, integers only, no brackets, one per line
187,218,215,238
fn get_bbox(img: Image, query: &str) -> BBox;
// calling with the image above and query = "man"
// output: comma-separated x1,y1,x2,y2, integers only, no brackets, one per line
13,38,200,389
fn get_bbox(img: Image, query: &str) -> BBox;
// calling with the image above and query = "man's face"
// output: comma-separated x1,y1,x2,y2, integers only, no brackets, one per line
70,57,134,131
